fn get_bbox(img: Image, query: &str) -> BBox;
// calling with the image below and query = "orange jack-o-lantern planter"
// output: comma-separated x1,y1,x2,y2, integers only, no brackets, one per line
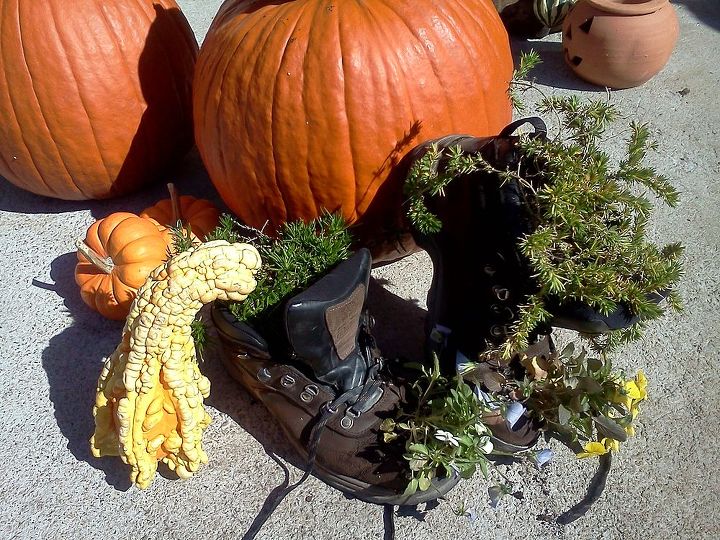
562,0,678,89
193,0,514,261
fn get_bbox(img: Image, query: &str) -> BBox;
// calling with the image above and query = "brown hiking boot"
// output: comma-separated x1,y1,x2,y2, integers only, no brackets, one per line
211,249,458,508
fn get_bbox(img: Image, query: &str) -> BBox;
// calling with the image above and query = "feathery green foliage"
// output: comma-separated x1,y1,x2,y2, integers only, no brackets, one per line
167,220,195,256
509,50,542,111
405,144,485,235
404,95,683,355
207,212,352,323
190,319,210,359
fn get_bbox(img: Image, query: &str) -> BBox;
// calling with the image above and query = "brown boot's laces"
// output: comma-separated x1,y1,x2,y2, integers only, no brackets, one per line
242,328,392,540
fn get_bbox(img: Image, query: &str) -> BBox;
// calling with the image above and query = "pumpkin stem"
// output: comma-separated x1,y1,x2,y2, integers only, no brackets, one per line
167,183,183,226
76,240,114,274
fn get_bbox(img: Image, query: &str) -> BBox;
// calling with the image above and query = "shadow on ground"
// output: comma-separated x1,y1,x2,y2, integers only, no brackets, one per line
510,38,606,93
0,148,222,217
38,251,130,489
675,0,720,31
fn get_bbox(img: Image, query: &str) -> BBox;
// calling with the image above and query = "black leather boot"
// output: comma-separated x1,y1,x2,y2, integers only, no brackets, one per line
403,119,657,452
405,119,650,368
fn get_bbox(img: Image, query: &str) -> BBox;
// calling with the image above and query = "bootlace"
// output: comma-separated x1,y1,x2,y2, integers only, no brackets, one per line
242,321,388,540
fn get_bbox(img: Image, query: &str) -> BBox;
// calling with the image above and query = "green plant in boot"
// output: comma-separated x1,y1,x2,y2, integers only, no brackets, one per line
206,211,352,325
381,354,497,496
404,94,683,358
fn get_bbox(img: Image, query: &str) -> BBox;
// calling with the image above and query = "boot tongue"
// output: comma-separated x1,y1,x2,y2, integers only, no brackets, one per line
284,249,374,392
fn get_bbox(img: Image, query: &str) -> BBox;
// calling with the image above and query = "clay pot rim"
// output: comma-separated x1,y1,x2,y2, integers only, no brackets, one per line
586,0,669,16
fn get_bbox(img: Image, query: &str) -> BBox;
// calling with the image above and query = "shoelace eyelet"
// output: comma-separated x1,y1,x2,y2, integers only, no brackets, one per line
340,407,361,430
491,324,510,338
492,285,511,301
491,304,515,320
300,384,319,403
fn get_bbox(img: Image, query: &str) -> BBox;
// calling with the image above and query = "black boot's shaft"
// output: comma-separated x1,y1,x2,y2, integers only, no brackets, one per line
284,249,373,392
406,126,545,366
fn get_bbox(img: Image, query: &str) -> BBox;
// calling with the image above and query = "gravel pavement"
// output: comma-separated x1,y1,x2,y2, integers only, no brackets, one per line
1,1,718,539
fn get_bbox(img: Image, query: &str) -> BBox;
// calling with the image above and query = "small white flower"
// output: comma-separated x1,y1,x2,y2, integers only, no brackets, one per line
474,422,491,436
505,402,526,429
434,429,460,447
478,435,494,455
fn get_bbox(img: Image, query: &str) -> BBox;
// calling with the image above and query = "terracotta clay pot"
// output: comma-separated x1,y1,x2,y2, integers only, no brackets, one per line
562,0,679,88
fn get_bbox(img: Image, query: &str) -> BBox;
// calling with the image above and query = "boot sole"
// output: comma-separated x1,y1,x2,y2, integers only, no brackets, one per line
219,353,460,506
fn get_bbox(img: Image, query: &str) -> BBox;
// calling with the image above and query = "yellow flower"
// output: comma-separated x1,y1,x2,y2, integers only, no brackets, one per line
609,389,632,408
636,370,647,392
624,380,644,401
603,438,620,452
625,371,648,402
576,441,609,459
625,425,636,437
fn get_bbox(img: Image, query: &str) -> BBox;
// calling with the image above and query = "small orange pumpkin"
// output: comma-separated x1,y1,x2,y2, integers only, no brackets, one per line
75,212,172,320
140,183,221,239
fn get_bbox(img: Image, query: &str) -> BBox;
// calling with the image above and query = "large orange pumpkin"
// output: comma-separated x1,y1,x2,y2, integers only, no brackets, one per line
75,213,173,320
0,0,198,200
194,0,513,258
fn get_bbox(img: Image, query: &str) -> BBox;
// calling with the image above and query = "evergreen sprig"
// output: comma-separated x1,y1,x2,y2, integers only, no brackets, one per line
167,220,196,255
404,144,484,235
403,95,684,355
509,50,542,111
207,212,352,323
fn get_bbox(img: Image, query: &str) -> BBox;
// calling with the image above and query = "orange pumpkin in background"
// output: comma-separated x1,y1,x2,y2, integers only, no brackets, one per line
0,0,198,200
193,0,513,260
140,184,221,240
75,213,172,320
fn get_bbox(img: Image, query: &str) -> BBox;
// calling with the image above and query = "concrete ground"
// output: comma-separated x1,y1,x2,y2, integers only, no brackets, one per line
1,1,718,539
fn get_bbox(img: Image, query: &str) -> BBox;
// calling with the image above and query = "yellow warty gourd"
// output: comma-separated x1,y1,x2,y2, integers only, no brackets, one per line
90,240,261,489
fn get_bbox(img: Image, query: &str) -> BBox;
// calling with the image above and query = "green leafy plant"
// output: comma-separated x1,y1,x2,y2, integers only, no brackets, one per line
381,355,498,495
206,212,352,323
404,93,683,356
167,219,197,256
509,50,542,111
464,342,648,458
190,319,210,360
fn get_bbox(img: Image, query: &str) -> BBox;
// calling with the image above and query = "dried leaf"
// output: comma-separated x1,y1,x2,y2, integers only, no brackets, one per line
482,371,506,392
